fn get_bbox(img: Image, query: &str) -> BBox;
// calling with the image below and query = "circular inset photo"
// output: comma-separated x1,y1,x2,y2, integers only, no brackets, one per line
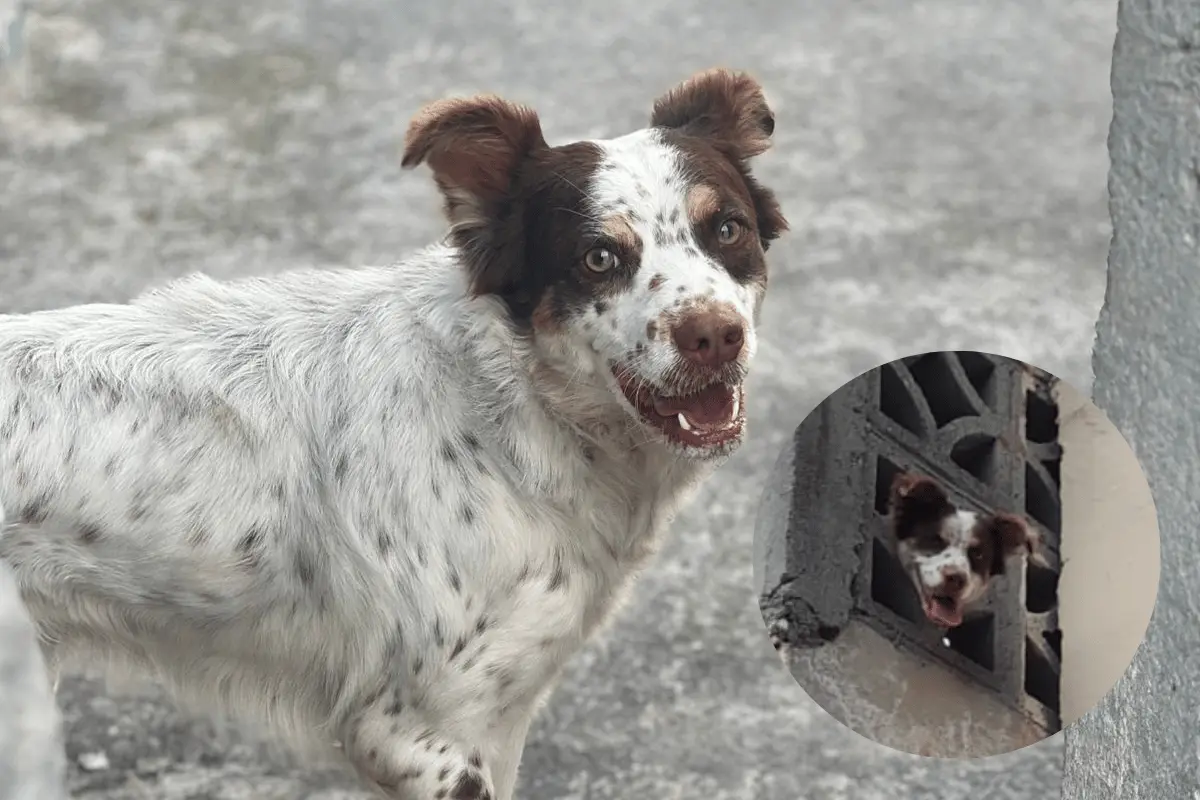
752,351,1160,758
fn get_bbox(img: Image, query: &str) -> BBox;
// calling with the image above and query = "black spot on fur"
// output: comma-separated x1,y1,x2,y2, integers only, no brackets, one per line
294,549,317,587
475,616,490,634
594,300,608,314
548,554,567,591
449,567,462,593
434,619,446,647
237,526,263,554
19,494,50,524
464,433,481,452
449,637,468,661
654,226,671,247
417,542,428,567
440,439,458,463
459,503,475,525
451,770,489,800
78,523,102,544
104,456,120,477
335,454,350,483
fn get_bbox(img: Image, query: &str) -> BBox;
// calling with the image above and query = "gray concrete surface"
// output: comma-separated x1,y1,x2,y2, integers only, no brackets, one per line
0,0,1114,797
1063,0,1200,797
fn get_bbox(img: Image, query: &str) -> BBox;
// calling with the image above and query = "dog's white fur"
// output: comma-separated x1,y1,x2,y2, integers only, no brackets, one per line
0,71,781,798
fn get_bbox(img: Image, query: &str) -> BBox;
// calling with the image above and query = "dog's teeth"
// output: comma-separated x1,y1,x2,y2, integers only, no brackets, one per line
677,413,692,431
731,393,740,420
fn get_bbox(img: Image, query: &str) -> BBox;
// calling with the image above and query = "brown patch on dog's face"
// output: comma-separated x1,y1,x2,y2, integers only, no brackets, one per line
600,214,644,260
685,184,722,226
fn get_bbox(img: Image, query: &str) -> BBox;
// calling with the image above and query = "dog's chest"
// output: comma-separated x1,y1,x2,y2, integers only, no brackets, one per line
381,444,678,718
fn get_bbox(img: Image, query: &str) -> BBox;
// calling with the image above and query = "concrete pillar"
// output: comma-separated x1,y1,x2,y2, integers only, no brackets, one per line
1062,0,1200,796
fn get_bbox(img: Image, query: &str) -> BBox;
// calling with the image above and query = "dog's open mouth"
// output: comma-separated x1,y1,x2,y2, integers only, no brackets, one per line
921,590,964,628
612,368,745,449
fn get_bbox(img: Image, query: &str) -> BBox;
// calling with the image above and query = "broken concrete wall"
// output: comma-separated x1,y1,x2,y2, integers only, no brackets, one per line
1062,0,1200,796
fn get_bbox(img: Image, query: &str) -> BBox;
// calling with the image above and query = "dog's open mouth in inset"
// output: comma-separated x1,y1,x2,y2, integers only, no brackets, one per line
920,586,965,628
612,367,746,450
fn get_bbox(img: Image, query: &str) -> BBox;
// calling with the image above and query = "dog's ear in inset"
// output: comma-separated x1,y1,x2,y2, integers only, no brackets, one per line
650,68,788,249
888,472,954,542
889,471,951,514
980,512,1038,575
650,68,778,162
402,96,549,295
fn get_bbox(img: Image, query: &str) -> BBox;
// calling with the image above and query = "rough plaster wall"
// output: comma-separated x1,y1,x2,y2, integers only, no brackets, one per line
1061,0,1200,797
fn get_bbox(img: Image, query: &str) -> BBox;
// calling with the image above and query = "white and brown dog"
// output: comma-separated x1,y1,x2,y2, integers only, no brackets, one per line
0,69,786,799
888,472,1036,629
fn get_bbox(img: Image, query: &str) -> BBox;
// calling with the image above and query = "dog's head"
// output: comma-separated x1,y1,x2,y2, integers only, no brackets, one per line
401,68,787,460
888,472,1036,628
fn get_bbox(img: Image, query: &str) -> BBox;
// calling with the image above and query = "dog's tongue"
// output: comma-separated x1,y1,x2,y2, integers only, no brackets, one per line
652,383,735,426
924,597,963,628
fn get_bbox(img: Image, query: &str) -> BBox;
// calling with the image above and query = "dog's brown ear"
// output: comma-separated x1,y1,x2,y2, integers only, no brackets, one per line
402,95,548,226
984,512,1036,558
651,69,787,250
402,95,548,296
889,472,949,512
650,68,777,161
888,472,954,543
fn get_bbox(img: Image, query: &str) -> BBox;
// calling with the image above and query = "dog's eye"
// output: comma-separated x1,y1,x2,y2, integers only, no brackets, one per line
584,247,620,273
717,219,744,245
968,546,983,563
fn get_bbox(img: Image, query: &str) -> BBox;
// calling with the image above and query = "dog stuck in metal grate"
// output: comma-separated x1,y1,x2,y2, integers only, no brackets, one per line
0,68,787,799
888,471,1037,629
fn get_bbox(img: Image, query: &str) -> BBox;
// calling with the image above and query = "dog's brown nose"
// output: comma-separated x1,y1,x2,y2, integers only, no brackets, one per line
672,308,745,368
940,571,967,594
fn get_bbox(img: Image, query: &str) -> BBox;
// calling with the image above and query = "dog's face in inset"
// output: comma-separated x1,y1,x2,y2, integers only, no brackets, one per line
401,69,788,461
888,472,1036,628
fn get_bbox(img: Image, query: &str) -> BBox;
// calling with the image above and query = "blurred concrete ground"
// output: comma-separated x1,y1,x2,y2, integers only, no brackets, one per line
0,0,1113,797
